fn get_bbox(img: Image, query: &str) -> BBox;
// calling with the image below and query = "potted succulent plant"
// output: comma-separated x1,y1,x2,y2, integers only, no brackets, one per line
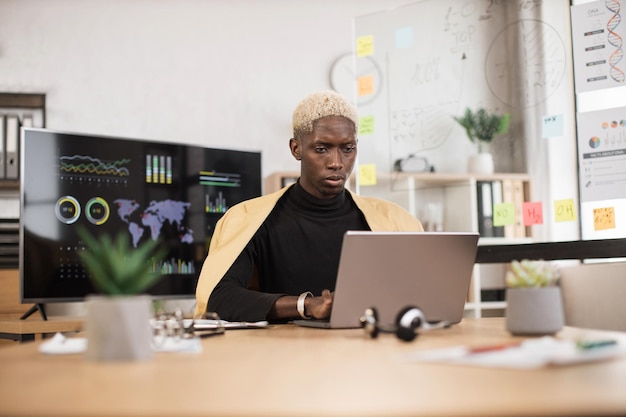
78,228,166,361
453,107,510,174
504,259,564,336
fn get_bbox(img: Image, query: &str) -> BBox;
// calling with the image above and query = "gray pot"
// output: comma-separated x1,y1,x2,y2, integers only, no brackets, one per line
505,287,564,336
85,294,153,361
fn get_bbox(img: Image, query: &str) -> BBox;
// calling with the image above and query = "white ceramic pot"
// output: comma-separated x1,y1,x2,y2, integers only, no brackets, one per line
467,153,494,174
505,287,564,336
85,294,154,361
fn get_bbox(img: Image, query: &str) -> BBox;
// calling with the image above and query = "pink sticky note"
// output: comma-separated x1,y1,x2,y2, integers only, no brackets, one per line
523,201,543,225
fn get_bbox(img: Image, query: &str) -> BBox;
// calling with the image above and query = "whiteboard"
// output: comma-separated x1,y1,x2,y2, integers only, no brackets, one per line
352,0,570,179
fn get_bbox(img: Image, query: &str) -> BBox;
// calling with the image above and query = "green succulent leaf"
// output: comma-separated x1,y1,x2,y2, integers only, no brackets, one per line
77,227,167,296
505,259,559,288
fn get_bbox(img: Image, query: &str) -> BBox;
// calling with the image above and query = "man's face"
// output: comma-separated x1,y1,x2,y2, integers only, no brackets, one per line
290,116,357,199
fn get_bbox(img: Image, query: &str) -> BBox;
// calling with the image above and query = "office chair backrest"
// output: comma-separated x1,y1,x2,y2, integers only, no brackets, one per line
559,261,626,332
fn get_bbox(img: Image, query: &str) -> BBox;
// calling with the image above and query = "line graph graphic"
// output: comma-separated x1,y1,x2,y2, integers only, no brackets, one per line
60,155,131,177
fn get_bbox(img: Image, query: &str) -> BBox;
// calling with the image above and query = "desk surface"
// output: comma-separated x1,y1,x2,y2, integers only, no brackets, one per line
0,316,84,342
1,317,625,417
0,316,83,334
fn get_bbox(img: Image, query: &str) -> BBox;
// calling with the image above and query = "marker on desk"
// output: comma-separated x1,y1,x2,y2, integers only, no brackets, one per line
576,339,617,351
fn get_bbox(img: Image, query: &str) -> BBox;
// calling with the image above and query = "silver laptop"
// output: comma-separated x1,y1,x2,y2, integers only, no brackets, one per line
294,231,479,329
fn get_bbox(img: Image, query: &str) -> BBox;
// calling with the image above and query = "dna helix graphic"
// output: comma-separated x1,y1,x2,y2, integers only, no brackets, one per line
606,0,625,82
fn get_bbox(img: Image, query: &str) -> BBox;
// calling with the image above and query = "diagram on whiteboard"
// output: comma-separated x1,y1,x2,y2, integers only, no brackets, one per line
387,49,464,156
485,19,567,109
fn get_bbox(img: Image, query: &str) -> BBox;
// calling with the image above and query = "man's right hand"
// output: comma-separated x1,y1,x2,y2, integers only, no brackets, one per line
307,289,333,319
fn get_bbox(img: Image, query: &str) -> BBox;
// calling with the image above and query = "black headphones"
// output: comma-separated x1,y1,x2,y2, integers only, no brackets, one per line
359,305,450,342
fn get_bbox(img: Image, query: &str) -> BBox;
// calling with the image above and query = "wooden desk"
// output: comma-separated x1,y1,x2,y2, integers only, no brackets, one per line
1,318,625,417
0,316,83,342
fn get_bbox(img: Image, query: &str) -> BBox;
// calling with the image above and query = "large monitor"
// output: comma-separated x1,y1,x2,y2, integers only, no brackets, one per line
19,128,262,311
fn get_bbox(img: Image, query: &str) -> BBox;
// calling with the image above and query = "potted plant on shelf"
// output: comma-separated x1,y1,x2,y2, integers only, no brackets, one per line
78,228,166,361
453,107,510,174
504,259,564,336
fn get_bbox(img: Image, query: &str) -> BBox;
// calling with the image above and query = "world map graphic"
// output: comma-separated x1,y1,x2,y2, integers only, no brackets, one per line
114,199,194,247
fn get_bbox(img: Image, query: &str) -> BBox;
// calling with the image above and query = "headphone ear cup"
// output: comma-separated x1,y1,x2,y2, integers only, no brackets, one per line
395,305,423,342
395,325,417,342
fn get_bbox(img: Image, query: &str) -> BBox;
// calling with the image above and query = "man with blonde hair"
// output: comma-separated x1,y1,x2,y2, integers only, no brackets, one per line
195,90,423,322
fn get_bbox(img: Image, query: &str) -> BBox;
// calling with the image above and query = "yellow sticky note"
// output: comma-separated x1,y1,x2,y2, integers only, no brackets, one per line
359,115,375,135
359,164,377,186
493,202,515,227
554,199,576,222
357,75,374,96
593,207,616,231
356,35,374,57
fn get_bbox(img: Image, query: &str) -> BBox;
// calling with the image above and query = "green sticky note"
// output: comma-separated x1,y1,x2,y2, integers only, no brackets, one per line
493,202,515,226
359,115,375,135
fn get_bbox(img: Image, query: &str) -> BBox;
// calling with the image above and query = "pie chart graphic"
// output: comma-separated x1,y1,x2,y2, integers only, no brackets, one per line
589,136,601,149
55,196,81,224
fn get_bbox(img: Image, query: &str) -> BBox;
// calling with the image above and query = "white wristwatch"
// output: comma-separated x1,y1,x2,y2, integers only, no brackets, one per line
297,291,313,319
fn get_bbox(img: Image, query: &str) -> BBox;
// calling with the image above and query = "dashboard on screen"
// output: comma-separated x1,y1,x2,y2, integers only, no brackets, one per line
19,128,262,304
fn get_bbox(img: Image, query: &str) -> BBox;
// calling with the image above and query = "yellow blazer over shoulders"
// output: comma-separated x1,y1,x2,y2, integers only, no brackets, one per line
194,185,423,317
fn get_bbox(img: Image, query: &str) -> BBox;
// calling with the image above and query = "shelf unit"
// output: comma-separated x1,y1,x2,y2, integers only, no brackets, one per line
366,171,531,235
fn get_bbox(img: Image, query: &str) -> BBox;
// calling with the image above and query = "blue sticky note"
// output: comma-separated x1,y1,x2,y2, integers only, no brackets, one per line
542,114,564,138
395,26,413,49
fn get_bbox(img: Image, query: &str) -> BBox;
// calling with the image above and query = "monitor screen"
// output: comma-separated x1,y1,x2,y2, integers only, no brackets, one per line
19,128,262,303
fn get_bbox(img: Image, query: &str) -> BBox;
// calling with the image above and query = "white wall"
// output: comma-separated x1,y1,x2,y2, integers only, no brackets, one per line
1,0,580,243
0,0,413,181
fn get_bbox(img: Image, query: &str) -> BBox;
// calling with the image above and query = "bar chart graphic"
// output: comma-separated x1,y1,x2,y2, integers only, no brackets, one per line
205,191,228,213
146,154,173,184
198,171,241,187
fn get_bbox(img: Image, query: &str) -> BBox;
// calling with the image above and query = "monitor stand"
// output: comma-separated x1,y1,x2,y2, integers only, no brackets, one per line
20,304,47,321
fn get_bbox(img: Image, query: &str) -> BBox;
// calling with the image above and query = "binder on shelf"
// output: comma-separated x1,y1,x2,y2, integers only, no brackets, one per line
476,181,495,237
500,179,516,238
490,180,505,238
5,114,20,180
512,180,527,237
0,114,5,179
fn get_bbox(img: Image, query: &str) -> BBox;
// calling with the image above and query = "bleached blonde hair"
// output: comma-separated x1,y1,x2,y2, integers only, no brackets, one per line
292,90,358,138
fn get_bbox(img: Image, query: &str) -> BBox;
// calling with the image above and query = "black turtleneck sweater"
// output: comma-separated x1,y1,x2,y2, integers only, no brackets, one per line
208,182,370,321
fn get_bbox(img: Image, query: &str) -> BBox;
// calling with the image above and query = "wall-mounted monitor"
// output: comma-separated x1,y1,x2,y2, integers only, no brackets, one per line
19,128,262,309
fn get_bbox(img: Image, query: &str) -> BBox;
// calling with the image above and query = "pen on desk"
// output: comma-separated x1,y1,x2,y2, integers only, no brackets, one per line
467,341,522,354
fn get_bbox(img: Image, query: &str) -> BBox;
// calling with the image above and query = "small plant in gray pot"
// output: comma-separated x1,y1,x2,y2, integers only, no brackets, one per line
504,259,564,336
78,228,166,361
